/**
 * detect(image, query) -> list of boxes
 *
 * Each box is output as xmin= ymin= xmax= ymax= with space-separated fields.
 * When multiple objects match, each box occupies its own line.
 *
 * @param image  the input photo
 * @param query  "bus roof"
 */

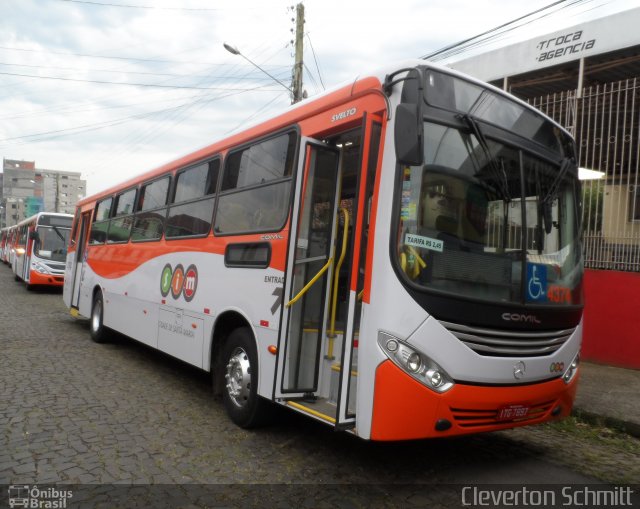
xmin=76 ymin=59 xmax=572 ymax=208
xmin=15 ymin=212 xmax=74 ymax=228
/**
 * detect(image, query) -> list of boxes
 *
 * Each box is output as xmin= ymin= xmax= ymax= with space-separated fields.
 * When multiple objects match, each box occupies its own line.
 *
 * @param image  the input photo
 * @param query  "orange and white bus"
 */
xmin=1 ymin=225 xmax=19 ymax=265
xmin=1 ymin=226 xmax=12 ymax=264
xmin=13 ymin=212 xmax=73 ymax=289
xmin=63 ymin=61 xmax=583 ymax=440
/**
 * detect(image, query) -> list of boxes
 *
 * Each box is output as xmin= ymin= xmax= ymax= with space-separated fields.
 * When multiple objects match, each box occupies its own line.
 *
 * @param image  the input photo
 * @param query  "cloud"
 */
xmin=0 ymin=0 xmax=633 ymax=195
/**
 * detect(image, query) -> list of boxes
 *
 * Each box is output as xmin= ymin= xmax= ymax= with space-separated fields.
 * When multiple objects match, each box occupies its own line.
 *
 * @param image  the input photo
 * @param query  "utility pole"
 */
xmin=291 ymin=2 xmax=304 ymax=104
xmin=55 ymin=173 xmax=60 ymax=213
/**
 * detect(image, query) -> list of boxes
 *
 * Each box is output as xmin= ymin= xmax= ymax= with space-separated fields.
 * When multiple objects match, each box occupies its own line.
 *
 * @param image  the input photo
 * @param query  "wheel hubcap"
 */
xmin=225 ymin=347 xmax=251 ymax=408
xmin=92 ymin=300 xmax=101 ymax=332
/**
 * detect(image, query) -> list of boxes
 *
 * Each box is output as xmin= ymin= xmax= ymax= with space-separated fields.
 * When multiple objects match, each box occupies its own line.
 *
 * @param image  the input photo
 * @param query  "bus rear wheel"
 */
xmin=222 ymin=327 xmax=271 ymax=428
xmin=90 ymin=291 xmax=109 ymax=343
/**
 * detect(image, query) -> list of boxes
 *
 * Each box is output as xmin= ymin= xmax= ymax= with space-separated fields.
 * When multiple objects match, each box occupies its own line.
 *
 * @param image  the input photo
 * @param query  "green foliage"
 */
xmin=581 ymin=183 xmax=603 ymax=232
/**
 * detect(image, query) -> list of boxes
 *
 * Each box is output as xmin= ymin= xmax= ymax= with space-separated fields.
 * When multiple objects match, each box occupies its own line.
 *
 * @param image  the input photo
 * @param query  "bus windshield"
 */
xmin=395 ymin=120 xmax=583 ymax=306
xmin=35 ymin=226 xmax=71 ymax=262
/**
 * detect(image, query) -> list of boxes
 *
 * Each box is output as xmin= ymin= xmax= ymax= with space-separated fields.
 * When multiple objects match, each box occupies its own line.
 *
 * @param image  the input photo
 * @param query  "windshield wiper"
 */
xmin=51 ymin=226 xmax=66 ymax=243
xmin=459 ymin=114 xmax=511 ymax=202
xmin=541 ymin=156 xmax=573 ymax=206
xmin=539 ymin=156 xmax=574 ymax=234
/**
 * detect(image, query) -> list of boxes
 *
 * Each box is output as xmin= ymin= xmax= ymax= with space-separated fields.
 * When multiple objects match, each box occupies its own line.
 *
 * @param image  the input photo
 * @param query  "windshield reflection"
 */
xmin=395 ymin=121 xmax=582 ymax=306
xmin=35 ymin=226 xmax=70 ymax=262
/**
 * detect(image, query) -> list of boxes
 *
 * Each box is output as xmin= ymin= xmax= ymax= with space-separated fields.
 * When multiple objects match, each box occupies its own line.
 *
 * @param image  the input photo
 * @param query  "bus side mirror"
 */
xmin=29 ymin=231 xmax=39 ymax=242
xmin=395 ymin=103 xmax=424 ymax=166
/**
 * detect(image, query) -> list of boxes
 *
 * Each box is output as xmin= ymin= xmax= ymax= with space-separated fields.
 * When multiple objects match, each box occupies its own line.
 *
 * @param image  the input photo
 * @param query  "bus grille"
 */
xmin=439 ymin=320 xmax=575 ymax=357
xmin=450 ymin=400 xmax=554 ymax=428
xmin=44 ymin=261 xmax=65 ymax=274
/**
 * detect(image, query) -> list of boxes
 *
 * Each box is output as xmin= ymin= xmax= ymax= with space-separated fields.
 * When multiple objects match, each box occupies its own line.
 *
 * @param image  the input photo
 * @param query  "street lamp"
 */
xmin=223 ymin=43 xmax=293 ymax=98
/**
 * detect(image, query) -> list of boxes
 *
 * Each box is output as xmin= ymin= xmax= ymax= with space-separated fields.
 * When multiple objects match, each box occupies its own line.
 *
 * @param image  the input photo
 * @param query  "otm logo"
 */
xmin=550 ymin=362 xmax=565 ymax=373
xmin=160 ymin=263 xmax=198 ymax=302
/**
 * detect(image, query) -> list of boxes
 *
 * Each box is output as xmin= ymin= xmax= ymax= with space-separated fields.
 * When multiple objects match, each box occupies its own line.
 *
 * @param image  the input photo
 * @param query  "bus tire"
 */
xmin=222 ymin=327 xmax=271 ymax=428
xmin=90 ymin=291 xmax=109 ymax=343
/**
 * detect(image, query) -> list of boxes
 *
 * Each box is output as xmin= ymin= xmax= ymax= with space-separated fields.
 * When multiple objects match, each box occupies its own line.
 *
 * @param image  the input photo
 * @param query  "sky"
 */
xmin=0 ymin=0 xmax=636 ymax=196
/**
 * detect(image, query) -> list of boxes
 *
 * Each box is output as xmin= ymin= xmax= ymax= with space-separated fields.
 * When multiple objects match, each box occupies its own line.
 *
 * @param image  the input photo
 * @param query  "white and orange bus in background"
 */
xmin=12 ymin=212 xmax=73 ymax=289
xmin=63 ymin=61 xmax=583 ymax=440
xmin=1 ymin=225 xmax=19 ymax=266
xmin=1 ymin=226 xmax=13 ymax=264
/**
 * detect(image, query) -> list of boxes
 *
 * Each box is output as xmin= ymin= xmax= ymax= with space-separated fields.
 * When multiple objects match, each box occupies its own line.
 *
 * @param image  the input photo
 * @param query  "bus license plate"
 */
xmin=497 ymin=404 xmax=529 ymax=421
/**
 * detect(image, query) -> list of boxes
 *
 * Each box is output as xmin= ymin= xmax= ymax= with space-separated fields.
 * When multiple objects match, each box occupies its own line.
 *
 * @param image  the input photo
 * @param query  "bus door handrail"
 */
xmin=285 ymin=256 xmax=334 ymax=308
xmin=327 ymin=208 xmax=350 ymax=360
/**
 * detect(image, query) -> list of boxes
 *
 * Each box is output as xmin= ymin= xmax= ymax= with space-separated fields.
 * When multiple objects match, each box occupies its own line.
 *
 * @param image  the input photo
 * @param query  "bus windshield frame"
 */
xmin=393 ymin=69 xmax=583 ymax=309
xmin=34 ymin=216 xmax=73 ymax=262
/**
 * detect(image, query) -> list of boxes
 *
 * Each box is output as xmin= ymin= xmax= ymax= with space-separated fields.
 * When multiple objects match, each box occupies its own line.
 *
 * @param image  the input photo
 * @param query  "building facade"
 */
xmin=445 ymin=7 xmax=640 ymax=369
xmin=448 ymin=7 xmax=640 ymax=272
xmin=0 ymin=159 xmax=86 ymax=228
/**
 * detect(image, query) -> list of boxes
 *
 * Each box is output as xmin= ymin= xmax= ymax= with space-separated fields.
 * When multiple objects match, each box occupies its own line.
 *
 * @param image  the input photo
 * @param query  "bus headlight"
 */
xmin=562 ymin=353 xmax=580 ymax=384
xmin=32 ymin=262 xmax=50 ymax=274
xmin=407 ymin=352 xmax=422 ymax=373
xmin=378 ymin=331 xmax=454 ymax=393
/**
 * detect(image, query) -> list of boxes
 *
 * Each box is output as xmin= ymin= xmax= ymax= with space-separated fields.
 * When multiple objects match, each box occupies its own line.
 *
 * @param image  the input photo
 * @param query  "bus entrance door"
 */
xmin=64 ymin=211 xmax=91 ymax=310
xmin=275 ymin=140 xmax=341 ymax=424
xmin=275 ymin=120 xmax=379 ymax=430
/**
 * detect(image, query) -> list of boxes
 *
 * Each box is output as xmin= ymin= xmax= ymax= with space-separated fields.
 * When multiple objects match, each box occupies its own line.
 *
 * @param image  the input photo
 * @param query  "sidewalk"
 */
xmin=573 ymin=361 xmax=640 ymax=438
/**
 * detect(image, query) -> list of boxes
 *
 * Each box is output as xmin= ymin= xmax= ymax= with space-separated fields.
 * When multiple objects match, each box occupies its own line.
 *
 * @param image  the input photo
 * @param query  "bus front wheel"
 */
xmin=222 ymin=327 xmax=271 ymax=428
xmin=90 ymin=291 xmax=109 ymax=343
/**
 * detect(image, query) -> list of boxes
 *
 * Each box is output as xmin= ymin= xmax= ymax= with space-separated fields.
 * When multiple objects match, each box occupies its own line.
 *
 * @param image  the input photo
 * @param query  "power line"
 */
xmin=0 ymin=61 xmax=289 ymax=80
xmin=82 ymin=41 xmax=291 ymax=177
xmin=432 ymin=0 xmax=595 ymax=62
xmin=0 ymin=70 xmax=285 ymax=91
xmin=303 ymin=63 xmax=321 ymax=95
xmin=0 ymin=83 xmax=278 ymax=147
xmin=305 ymin=33 xmax=325 ymax=91
xmin=224 ymin=94 xmax=284 ymax=135
xmin=0 ymin=44 xmax=287 ymax=69
xmin=56 ymin=0 xmax=223 ymax=10
xmin=0 ymin=93 xmax=202 ymax=121
xmin=421 ymin=0 xmax=591 ymax=61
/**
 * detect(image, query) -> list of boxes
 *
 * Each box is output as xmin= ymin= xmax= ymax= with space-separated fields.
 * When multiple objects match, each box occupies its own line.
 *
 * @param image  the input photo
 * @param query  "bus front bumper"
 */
xmin=370 ymin=360 xmax=578 ymax=441
xmin=29 ymin=270 xmax=65 ymax=287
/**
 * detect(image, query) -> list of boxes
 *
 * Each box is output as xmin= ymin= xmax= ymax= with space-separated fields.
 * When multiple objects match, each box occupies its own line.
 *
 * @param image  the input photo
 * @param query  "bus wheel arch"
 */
xmin=210 ymin=311 xmax=271 ymax=428
xmin=90 ymin=286 xmax=109 ymax=343
xmin=210 ymin=311 xmax=251 ymax=397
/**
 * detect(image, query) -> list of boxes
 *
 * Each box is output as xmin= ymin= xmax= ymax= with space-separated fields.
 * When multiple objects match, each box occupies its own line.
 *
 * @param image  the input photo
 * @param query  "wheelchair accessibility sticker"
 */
xmin=526 ymin=263 xmax=547 ymax=302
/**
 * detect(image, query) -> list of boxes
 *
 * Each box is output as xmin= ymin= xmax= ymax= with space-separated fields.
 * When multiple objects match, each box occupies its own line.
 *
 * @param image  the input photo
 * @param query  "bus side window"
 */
xmin=107 ymin=187 xmax=137 ymax=244
xmin=89 ymin=197 xmax=112 ymax=245
xmin=215 ymin=131 xmax=296 ymax=235
xmin=70 ymin=208 xmax=81 ymax=246
xmin=131 ymin=176 xmax=171 ymax=242
xmin=165 ymin=159 xmax=219 ymax=239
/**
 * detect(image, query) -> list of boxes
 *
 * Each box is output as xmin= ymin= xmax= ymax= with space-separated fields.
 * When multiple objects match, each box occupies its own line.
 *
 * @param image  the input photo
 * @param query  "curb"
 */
xmin=572 ymin=407 xmax=640 ymax=439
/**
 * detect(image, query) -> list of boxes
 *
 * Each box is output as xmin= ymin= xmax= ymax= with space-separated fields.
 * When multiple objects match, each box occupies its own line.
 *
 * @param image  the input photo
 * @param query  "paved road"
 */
xmin=1 ymin=266 xmax=638 ymax=508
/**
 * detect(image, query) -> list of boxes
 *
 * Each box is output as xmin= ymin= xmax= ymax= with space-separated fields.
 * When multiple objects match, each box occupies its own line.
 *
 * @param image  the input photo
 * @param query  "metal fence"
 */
xmin=530 ymin=78 xmax=640 ymax=272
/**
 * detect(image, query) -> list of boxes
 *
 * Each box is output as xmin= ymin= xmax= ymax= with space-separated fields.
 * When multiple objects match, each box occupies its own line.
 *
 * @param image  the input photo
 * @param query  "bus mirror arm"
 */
xmin=395 ymin=103 xmax=424 ymax=166
xmin=386 ymin=67 xmax=424 ymax=166
xmin=29 ymin=230 xmax=39 ymax=242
